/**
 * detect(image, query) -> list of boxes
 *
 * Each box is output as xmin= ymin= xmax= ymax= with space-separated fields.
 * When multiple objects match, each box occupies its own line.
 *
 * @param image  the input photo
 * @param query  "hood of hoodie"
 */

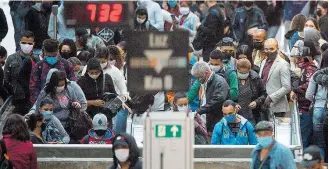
xmin=46 ymin=68 xmax=59 ymax=84
xmin=304 ymin=28 xmax=321 ymax=55
xmin=112 ymin=133 xmax=140 ymax=167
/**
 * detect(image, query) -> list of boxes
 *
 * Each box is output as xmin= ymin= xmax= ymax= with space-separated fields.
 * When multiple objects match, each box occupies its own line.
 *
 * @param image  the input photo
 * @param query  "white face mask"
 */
xmin=88 ymin=73 xmax=100 ymax=80
xmin=56 ymin=86 xmax=65 ymax=93
xmin=177 ymin=105 xmax=188 ymax=112
xmin=180 ymin=7 xmax=190 ymax=15
xmin=115 ymin=149 xmax=129 ymax=162
xmin=137 ymin=18 xmax=146 ymax=24
xmin=100 ymin=62 xmax=107 ymax=69
xmin=237 ymin=72 xmax=249 ymax=79
xmin=20 ymin=44 xmax=34 ymax=54
xmin=209 ymin=64 xmax=222 ymax=72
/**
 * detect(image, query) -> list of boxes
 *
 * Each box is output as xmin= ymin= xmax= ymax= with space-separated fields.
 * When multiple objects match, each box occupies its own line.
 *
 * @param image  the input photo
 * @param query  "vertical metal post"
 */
xmin=52 ymin=5 xmax=58 ymax=40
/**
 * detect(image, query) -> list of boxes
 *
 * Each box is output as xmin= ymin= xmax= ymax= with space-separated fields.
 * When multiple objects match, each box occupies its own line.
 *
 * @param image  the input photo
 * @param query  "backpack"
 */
xmin=67 ymin=109 xmax=93 ymax=142
xmin=0 ymin=140 xmax=12 ymax=169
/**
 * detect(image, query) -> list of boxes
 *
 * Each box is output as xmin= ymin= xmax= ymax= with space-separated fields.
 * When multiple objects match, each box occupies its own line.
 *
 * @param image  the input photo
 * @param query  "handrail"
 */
xmin=292 ymin=100 xmax=303 ymax=149
xmin=0 ymin=96 xmax=12 ymax=116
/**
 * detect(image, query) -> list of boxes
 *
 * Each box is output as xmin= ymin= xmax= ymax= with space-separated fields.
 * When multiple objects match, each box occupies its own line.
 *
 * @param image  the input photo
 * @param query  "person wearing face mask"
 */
xmin=215 ymin=37 xmax=237 ymax=72
xmin=304 ymin=27 xmax=324 ymax=68
xmin=137 ymin=0 xmax=164 ymax=31
xmin=231 ymin=1 xmax=267 ymax=46
xmin=81 ymin=113 xmax=114 ymax=144
xmin=209 ymin=50 xmax=239 ymax=102
xmin=77 ymin=58 xmax=116 ymax=119
xmin=59 ymin=39 xmax=77 ymax=60
xmin=211 ymin=100 xmax=257 ymax=145
xmin=259 ymin=39 xmax=291 ymax=118
xmin=28 ymin=113 xmax=46 ymax=144
xmin=67 ymin=57 xmax=82 ymax=79
xmin=109 ymin=133 xmax=142 ymax=169
xmin=164 ymin=0 xmax=180 ymax=31
xmin=251 ymin=29 xmax=267 ymax=69
xmin=300 ymin=145 xmax=326 ymax=169
xmin=134 ymin=7 xmax=158 ymax=32
xmin=317 ymin=1 xmax=328 ymax=41
xmin=236 ymin=58 xmax=266 ymax=125
xmin=172 ymin=92 xmax=208 ymax=144
xmin=29 ymin=39 xmax=76 ymax=105
xmin=251 ymin=121 xmax=297 ymax=169
xmin=190 ymin=61 xmax=229 ymax=137
xmin=4 ymin=31 xmax=39 ymax=115
xmin=75 ymin=28 xmax=96 ymax=57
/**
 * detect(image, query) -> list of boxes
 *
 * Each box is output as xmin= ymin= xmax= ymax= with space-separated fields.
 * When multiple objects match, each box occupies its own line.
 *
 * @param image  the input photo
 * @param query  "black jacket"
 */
xmin=196 ymin=73 xmax=229 ymax=131
xmin=319 ymin=15 xmax=328 ymax=41
xmin=246 ymin=70 xmax=266 ymax=110
xmin=0 ymin=8 xmax=8 ymax=42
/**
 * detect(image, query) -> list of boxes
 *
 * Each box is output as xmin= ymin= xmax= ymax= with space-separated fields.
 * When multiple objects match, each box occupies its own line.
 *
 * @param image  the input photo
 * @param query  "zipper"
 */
xmin=95 ymin=79 xmax=99 ymax=97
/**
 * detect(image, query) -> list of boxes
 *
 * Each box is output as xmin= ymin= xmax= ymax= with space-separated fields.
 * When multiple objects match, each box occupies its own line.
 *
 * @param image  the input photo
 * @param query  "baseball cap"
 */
xmin=113 ymin=135 xmax=129 ymax=147
xmin=93 ymin=113 xmax=107 ymax=130
xmin=216 ymin=37 xmax=234 ymax=47
xmin=254 ymin=121 xmax=273 ymax=132
xmin=300 ymin=145 xmax=322 ymax=167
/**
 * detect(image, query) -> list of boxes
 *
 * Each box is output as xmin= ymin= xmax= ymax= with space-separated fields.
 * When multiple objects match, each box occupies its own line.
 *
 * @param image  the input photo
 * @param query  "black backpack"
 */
xmin=0 ymin=140 xmax=12 ymax=169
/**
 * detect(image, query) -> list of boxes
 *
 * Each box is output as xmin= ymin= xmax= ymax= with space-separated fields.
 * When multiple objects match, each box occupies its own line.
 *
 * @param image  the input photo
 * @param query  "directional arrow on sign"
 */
xmin=144 ymin=49 xmax=173 ymax=74
xmin=170 ymin=125 xmax=179 ymax=137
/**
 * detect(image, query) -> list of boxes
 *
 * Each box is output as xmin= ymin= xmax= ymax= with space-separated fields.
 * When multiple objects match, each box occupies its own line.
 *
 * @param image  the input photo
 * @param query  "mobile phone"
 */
xmin=171 ymin=15 xmax=177 ymax=22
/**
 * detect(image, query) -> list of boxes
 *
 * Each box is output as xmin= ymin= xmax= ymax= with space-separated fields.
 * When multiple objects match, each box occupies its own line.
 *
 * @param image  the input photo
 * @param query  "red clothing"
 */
xmin=261 ymin=59 xmax=274 ymax=84
xmin=2 ymin=134 xmax=38 ymax=169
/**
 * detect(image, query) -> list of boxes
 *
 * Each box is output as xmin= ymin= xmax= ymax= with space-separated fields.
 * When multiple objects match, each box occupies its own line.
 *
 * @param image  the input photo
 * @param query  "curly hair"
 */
xmin=3 ymin=114 xmax=30 ymax=142
xmin=108 ymin=45 xmax=124 ymax=70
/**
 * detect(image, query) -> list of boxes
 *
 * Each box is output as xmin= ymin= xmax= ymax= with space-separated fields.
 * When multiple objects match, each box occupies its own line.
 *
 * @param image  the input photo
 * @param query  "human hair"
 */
xmin=216 ymin=37 xmax=234 ymax=47
xmin=75 ymin=28 xmax=88 ymax=37
xmin=77 ymin=50 xmax=92 ymax=65
xmin=59 ymin=38 xmax=77 ymax=57
xmin=67 ymin=57 xmax=82 ymax=67
xmin=95 ymin=46 xmax=109 ymax=59
xmin=172 ymin=92 xmax=187 ymax=111
xmin=136 ymin=8 xmax=148 ymax=16
xmin=290 ymin=14 xmax=307 ymax=32
xmin=0 ymin=45 xmax=7 ymax=58
xmin=45 ymin=71 xmax=67 ymax=97
xmin=21 ymin=30 xmax=35 ymax=39
xmin=181 ymin=1 xmax=192 ymax=7
xmin=191 ymin=61 xmax=211 ymax=76
xmin=117 ymin=41 xmax=126 ymax=53
xmin=222 ymin=100 xmax=237 ymax=108
xmin=108 ymin=45 xmax=124 ymax=69
xmin=210 ymin=50 xmax=224 ymax=60
xmin=318 ymin=1 xmax=328 ymax=10
xmin=27 ymin=113 xmax=43 ymax=131
xmin=2 ymin=114 xmax=30 ymax=142
xmin=43 ymin=39 xmax=59 ymax=53
xmin=40 ymin=97 xmax=55 ymax=108
xmin=305 ymin=17 xmax=320 ymax=30
xmin=237 ymin=58 xmax=252 ymax=70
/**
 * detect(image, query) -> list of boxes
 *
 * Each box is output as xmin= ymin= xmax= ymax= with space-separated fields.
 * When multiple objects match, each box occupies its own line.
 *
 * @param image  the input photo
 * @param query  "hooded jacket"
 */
xmin=304 ymin=28 xmax=322 ymax=66
xmin=81 ymin=129 xmax=114 ymax=144
xmin=109 ymin=133 xmax=142 ymax=169
xmin=306 ymin=71 xmax=328 ymax=108
xmin=134 ymin=6 xmax=158 ymax=31
xmin=211 ymin=114 xmax=258 ymax=145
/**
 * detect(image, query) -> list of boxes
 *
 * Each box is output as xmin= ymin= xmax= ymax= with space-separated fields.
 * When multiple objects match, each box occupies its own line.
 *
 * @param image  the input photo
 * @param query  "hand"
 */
xmin=93 ymin=100 xmax=105 ymax=107
xmin=247 ymin=27 xmax=258 ymax=36
xmin=248 ymin=101 xmax=257 ymax=109
xmin=233 ymin=41 xmax=239 ymax=47
xmin=264 ymin=96 xmax=272 ymax=106
xmin=235 ymin=105 xmax=241 ymax=112
xmin=122 ymin=103 xmax=133 ymax=114
xmin=72 ymin=102 xmax=81 ymax=109
xmin=290 ymin=91 xmax=296 ymax=101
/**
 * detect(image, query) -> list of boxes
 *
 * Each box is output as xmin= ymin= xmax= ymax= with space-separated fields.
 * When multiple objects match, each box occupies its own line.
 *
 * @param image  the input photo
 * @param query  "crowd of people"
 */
xmin=0 ymin=0 xmax=328 ymax=169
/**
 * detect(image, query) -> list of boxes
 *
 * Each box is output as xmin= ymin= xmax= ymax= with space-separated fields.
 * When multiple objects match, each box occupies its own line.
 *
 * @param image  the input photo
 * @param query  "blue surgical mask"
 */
xmin=41 ymin=111 xmax=53 ymax=120
xmin=168 ymin=0 xmax=177 ymax=7
xmin=46 ymin=56 xmax=58 ymax=65
xmin=225 ymin=114 xmax=236 ymax=123
xmin=258 ymin=136 xmax=273 ymax=148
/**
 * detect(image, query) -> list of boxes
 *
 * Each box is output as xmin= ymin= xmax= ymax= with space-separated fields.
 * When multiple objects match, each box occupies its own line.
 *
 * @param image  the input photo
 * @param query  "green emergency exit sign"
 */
xmin=155 ymin=124 xmax=182 ymax=138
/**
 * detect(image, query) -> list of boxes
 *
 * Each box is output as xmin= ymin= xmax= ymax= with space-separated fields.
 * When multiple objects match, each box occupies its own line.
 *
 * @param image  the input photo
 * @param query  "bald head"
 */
xmin=264 ymin=38 xmax=278 ymax=49
xmin=253 ymin=29 xmax=267 ymax=41
xmin=264 ymin=38 xmax=279 ymax=60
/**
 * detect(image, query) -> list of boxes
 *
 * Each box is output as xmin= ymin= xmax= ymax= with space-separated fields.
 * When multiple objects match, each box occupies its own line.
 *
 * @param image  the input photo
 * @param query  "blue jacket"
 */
xmin=211 ymin=115 xmax=258 ymax=145
xmin=250 ymin=140 xmax=297 ymax=169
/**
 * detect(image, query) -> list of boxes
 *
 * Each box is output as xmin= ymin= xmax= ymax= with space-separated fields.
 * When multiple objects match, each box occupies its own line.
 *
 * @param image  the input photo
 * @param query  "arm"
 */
xmin=153 ymin=4 xmax=164 ymax=31
xmin=229 ymin=72 xmax=239 ymax=101
xmin=187 ymin=81 xmax=200 ymax=103
xmin=247 ymin=122 xmax=258 ymax=145
xmin=70 ymin=82 xmax=87 ymax=111
xmin=106 ymin=74 xmax=117 ymax=95
xmin=52 ymin=116 xmax=70 ymax=144
xmin=48 ymin=12 xmax=56 ymax=39
xmin=0 ymin=9 xmax=8 ymax=41
xmin=254 ymin=78 xmax=266 ymax=108
xmin=296 ymin=67 xmax=317 ymax=95
xmin=67 ymin=62 xmax=77 ymax=81
xmin=29 ymin=64 xmax=39 ymax=104
xmin=313 ymin=68 xmax=328 ymax=86
xmin=280 ymin=148 xmax=298 ymax=169
xmin=305 ymin=77 xmax=317 ymax=101
xmin=111 ymin=68 xmax=129 ymax=96
xmin=269 ymin=63 xmax=291 ymax=103
xmin=30 ymin=146 xmax=38 ymax=169
xmin=257 ymin=9 xmax=268 ymax=30
xmin=231 ymin=10 xmax=240 ymax=42
xmin=199 ymin=11 xmax=221 ymax=34
xmin=211 ymin=123 xmax=222 ymax=144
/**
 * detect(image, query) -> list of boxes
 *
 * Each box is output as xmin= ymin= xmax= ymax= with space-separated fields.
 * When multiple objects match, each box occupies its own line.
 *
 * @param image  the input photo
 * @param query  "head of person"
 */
xmin=237 ymin=58 xmax=251 ymax=80
xmin=254 ymin=121 xmax=274 ymax=148
xmin=216 ymin=37 xmax=235 ymax=59
xmin=180 ymin=1 xmax=192 ymax=16
xmin=237 ymin=45 xmax=249 ymax=60
xmin=222 ymin=100 xmax=238 ymax=123
xmin=135 ymin=7 xmax=148 ymax=24
xmin=252 ymin=29 xmax=267 ymax=50
xmin=204 ymin=0 xmax=217 ymax=8
xmin=39 ymin=98 xmax=54 ymax=121
xmin=43 ymin=39 xmax=60 ymax=65
xmin=108 ymin=45 xmax=124 ymax=70
xmin=168 ymin=0 xmax=178 ymax=8
xmin=27 ymin=113 xmax=45 ymax=132
xmin=291 ymin=40 xmax=311 ymax=68
xmin=191 ymin=61 xmax=212 ymax=84
xmin=20 ymin=31 xmax=35 ymax=55
xmin=0 ymin=45 xmax=7 ymax=66
xmin=243 ymin=0 xmax=254 ymax=10
xmin=304 ymin=28 xmax=322 ymax=56
xmin=2 ymin=114 xmax=30 ymax=142
xmin=59 ymin=39 xmax=77 ymax=59
xmin=290 ymin=14 xmax=307 ymax=32
xmin=264 ymin=38 xmax=279 ymax=60
xmin=317 ymin=1 xmax=328 ymax=18
xmin=305 ymin=18 xmax=320 ymax=30
xmin=67 ymin=57 xmax=82 ymax=76
xmin=300 ymin=145 xmax=324 ymax=169
xmin=95 ymin=47 xmax=110 ymax=70
xmin=45 ymin=71 xmax=68 ymax=95
xmin=209 ymin=50 xmax=227 ymax=72
xmin=75 ymin=28 xmax=89 ymax=47
xmin=172 ymin=92 xmax=189 ymax=112
xmin=87 ymin=57 xmax=102 ymax=80
xmin=77 ymin=50 xmax=92 ymax=66
xmin=92 ymin=113 xmax=108 ymax=137
xmin=112 ymin=133 xmax=140 ymax=166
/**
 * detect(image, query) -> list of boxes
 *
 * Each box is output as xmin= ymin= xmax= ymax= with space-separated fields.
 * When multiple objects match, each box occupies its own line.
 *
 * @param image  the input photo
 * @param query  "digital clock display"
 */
xmin=64 ymin=2 xmax=130 ymax=27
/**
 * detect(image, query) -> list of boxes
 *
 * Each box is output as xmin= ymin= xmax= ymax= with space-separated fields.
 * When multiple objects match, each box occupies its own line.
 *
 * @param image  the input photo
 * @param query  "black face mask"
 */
xmin=95 ymin=130 xmax=107 ymax=137
xmin=265 ymin=51 xmax=277 ymax=60
xmin=253 ymin=42 xmax=263 ymax=50
xmin=60 ymin=52 xmax=71 ymax=59
xmin=317 ymin=10 xmax=323 ymax=17
xmin=41 ymin=122 xmax=47 ymax=131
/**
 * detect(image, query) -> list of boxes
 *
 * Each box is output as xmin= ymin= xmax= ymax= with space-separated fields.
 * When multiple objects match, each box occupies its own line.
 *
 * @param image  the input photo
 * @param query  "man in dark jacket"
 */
xmin=193 ymin=0 xmax=225 ymax=62
xmin=232 ymin=1 xmax=267 ymax=45
xmin=0 ymin=8 xmax=8 ymax=44
xmin=191 ymin=61 xmax=229 ymax=135
xmin=4 ymin=31 xmax=38 ymax=115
